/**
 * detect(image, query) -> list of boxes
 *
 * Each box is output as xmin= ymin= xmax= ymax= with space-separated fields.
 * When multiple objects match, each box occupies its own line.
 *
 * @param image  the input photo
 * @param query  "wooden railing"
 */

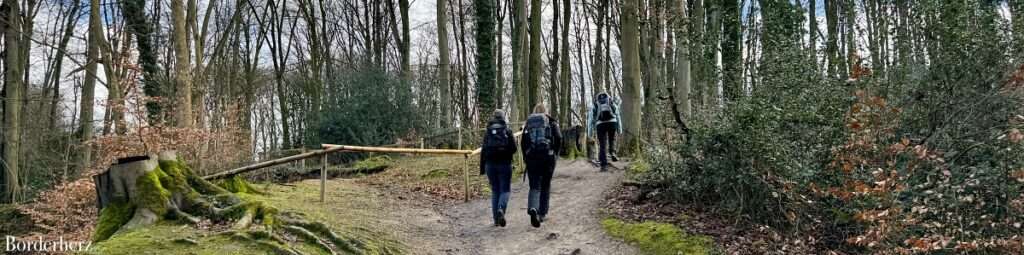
xmin=202 ymin=129 xmax=523 ymax=202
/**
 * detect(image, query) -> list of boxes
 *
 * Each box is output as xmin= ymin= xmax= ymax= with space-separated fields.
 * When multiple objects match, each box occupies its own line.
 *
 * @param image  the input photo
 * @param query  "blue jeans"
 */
xmin=486 ymin=163 xmax=512 ymax=221
xmin=525 ymin=157 xmax=555 ymax=216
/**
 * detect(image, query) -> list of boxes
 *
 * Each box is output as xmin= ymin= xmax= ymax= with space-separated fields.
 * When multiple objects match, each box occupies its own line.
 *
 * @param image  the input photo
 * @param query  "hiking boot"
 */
xmin=539 ymin=214 xmax=546 ymax=223
xmin=611 ymin=154 xmax=619 ymax=162
xmin=496 ymin=209 xmax=506 ymax=227
xmin=528 ymin=208 xmax=541 ymax=228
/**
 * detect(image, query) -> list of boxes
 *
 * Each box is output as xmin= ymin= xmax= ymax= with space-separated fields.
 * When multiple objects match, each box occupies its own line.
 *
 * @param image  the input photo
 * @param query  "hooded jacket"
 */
xmin=587 ymin=92 xmax=623 ymax=135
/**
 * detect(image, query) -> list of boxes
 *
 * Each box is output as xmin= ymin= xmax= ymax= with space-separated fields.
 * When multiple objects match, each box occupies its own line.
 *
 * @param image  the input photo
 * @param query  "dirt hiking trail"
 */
xmin=392 ymin=159 xmax=637 ymax=255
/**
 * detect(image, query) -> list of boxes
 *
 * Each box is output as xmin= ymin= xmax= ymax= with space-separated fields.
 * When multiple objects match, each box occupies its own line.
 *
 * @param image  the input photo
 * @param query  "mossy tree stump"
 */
xmin=93 ymin=151 xmax=373 ymax=254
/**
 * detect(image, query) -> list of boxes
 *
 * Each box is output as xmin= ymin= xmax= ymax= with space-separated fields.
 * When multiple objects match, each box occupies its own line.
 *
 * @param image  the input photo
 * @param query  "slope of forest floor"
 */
xmin=71 ymin=155 xmax=666 ymax=254
xmin=603 ymin=183 xmax=818 ymax=255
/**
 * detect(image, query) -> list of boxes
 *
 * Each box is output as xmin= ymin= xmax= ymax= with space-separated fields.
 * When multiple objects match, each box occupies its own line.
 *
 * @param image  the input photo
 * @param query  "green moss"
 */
xmin=602 ymin=218 xmax=713 ymax=255
xmin=628 ymin=160 xmax=651 ymax=174
xmin=421 ymin=169 xmax=450 ymax=179
xmin=88 ymin=223 xmax=274 ymax=254
xmin=136 ymin=167 xmax=172 ymax=216
xmin=218 ymin=175 xmax=265 ymax=194
xmin=93 ymin=202 xmax=137 ymax=242
xmin=353 ymin=155 xmax=391 ymax=170
xmin=158 ymin=160 xmax=191 ymax=193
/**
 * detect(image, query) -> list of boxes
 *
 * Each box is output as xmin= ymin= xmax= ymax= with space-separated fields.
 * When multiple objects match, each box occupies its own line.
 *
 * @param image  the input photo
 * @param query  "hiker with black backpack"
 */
xmin=520 ymin=104 xmax=562 ymax=228
xmin=588 ymin=92 xmax=622 ymax=172
xmin=480 ymin=109 xmax=518 ymax=227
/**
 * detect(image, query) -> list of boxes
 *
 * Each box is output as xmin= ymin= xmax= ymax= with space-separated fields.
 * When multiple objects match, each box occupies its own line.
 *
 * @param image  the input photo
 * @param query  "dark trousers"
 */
xmin=597 ymin=122 xmax=617 ymax=167
xmin=525 ymin=157 xmax=555 ymax=216
xmin=485 ymin=163 xmax=512 ymax=221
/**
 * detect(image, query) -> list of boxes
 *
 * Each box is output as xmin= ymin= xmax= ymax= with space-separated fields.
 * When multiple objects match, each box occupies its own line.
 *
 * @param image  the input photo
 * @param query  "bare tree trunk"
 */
xmin=674 ymin=0 xmax=691 ymax=118
xmin=1011 ymin=0 xmax=1023 ymax=60
xmin=591 ymin=0 xmax=607 ymax=96
xmin=721 ymin=0 xmax=741 ymax=102
xmin=826 ymin=0 xmax=840 ymax=77
xmin=42 ymin=1 xmax=81 ymax=129
xmin=527 ymin=0 xmax=542 ymax=110
xmin=438 ymin=0 xmax=452 ymax=128
xmin=548 ymin=0 xmax=561 ymax=122
xmin=808 ymin=0 xmax=818 ymax=64
xmin=399 ymin=0 xmax=411 ymax=83
xmin=2 ymin=0 xmax=24 ymax=203
xmin=559 ymin=0 xmax=571 ymax=125
xmin=172 ymin=0 xmax=193 ymax=128
xmin=620 ymin=0 xmax=642 ymax=154
xmin=512 ymin=0 xmax=528 ymax=120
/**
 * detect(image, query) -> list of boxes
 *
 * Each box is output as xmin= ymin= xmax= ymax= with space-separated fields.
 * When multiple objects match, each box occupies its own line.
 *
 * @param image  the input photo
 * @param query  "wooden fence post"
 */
xmin=320 ymin=153 xmax=327 ymax=203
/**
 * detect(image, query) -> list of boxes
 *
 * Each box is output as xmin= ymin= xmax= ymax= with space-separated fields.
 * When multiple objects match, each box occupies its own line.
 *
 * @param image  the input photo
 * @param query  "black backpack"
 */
xmin=597 ymin=95 xmax=615 ymax=121
xmin=524 ymin=113 xmax=552 ymax=156
xmin=483 ymin=121 xmax=509 ymax=155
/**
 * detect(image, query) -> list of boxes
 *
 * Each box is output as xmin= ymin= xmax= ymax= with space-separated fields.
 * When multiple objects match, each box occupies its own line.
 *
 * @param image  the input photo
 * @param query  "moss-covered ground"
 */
xmin=601 ymin=218 xmax=714 ymax=255
xmin=89 ymin=178 xmax=405 ymax=254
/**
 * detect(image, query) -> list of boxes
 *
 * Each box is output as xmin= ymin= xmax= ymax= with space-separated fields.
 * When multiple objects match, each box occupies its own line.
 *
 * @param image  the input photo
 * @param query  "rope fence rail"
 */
xmin=201 ymin=128 xmax=523 ymax=203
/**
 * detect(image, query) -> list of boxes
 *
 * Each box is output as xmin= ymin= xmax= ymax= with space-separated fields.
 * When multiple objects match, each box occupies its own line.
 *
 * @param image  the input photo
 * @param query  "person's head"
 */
xmin=597 ymin=92 xmax=610 ymax=104
xmin=492 ymin=109 xmax=507 ymax=122
xmin=532 ymin=103 xmax=547 ymax=114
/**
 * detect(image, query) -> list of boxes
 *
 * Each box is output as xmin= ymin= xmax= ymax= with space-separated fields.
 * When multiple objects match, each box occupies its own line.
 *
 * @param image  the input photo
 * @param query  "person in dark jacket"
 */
xmin=520 ymin=104 xmax=562 ymax=228
xmin=480 ymin=109 xmax=517 ymax=227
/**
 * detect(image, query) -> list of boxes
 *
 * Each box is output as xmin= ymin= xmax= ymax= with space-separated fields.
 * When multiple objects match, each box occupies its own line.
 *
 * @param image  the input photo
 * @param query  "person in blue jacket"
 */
xmin=587 ymin=92 xmax=622 ymax=172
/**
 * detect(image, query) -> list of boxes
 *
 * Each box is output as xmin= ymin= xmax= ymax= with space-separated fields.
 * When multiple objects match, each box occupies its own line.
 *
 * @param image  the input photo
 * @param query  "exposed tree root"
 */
xmin=93 ymin=150 xmax=390 ymax=254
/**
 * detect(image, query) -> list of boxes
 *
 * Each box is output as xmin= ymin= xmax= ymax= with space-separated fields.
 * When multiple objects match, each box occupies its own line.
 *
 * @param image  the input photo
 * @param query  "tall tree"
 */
xmin=438 ymin=0 xmax=453 ymax=128
xmin=475 ymin=0 xmax=498 ymax=125
xmin=122 ymin=0 xmax=163 ymax=123
xmin=41 ymin=1 xmax=81 ymax=129
xmin=825 ymin=0 xmax=840 ymax=77
xmin=1 ymin=0 xmax=23 ymax=203
xmin=527 ymin=0 xmax=542 ymax=109
xmin=691 ymin=0 xmax=706 ymax=108
xmin=721 ymin=0 xmax=742 ymax=102
xmin=399 ymin=0 xmax=411 ymax=83
xmin=674 ymin=0 xmax=691 ymax=118
xmin=1012 ymin=0 xmax=1023 ymax=60
xmin=512 ymin=0 xmax=529 ymax=120
xmin=548 ymin=0 xmax=560 ymax=122
xmin=77 ymin=0 xmax=105 ymax=174
xmin=558 ymin=0 xmax=571 ymax=125
xmin=808 ymin=0 xmax=817 ymax=63
xmin=591 ymin=0 xmax=608 ymax=97
xmin=620 ymin=0 xmax=643 ymax=153
xmin=171 ymin=0 xmax=193 ymax=127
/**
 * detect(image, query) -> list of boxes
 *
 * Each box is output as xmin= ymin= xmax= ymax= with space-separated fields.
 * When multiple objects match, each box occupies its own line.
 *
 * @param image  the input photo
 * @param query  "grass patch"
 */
xmin=91 ymin=179 xmax=405 ymax=254
xmin=362 ymin=156 xmax=492 ymax=201
xmin=602 ymin=218 xmax=713 ymax=255
xmin=421 ymin=169 xmax=450 ymax=179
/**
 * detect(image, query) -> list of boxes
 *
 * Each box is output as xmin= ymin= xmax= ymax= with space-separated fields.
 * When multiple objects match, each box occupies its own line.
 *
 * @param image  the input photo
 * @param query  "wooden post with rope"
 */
xmin=458 ymin=127 xmax=467 ymax=201
xmin=320 ymin=153 xmax=327 ymax=203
